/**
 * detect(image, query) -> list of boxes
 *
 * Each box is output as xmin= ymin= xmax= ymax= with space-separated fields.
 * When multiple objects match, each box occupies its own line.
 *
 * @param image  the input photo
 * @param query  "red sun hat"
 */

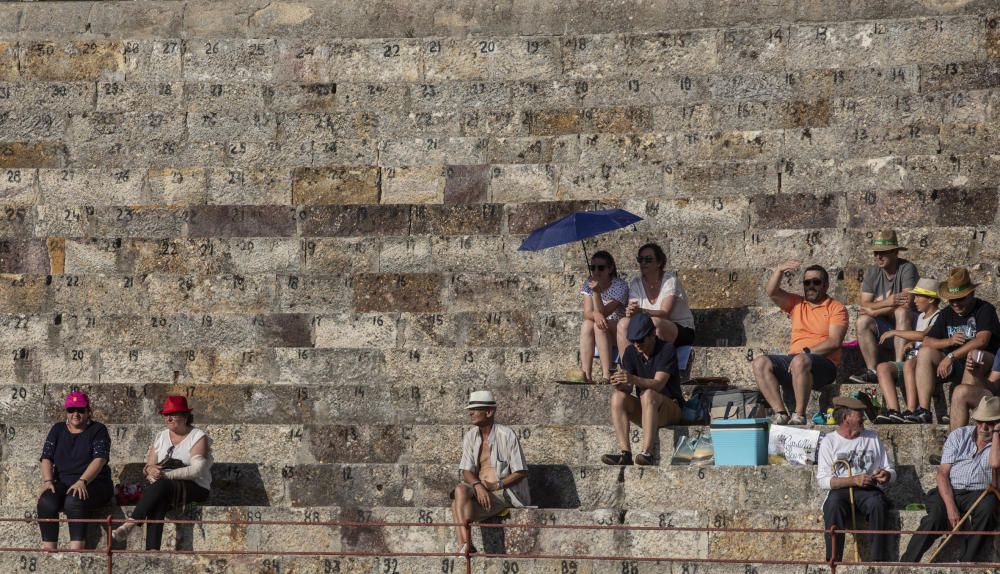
xmin=64 ymin=391 xmax=89 ymax=409
xmin=159 ymin=395 xmax=192 ymax=415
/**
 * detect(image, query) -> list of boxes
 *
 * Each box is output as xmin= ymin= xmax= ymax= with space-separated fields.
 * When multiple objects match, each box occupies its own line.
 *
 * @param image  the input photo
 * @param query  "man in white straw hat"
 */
xmin=450 ymin=390 xmax=529 ymax=555
xmin=912 ymin=268 xmax=1000 ymax=424
xmin=902 ymin=396 xmax=1000 ymax=562
xmin=850 ymin=230 xmax=919 ymax=386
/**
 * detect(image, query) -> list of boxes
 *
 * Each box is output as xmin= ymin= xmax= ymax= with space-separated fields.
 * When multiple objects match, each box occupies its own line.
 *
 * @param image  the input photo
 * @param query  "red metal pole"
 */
xmin=828 ymin=524 xmax=838 ymax=574
xmin=106 ymin=515 xmax=113 ymax=574
xmin=464 ymin=520 xmax=472 ymax=574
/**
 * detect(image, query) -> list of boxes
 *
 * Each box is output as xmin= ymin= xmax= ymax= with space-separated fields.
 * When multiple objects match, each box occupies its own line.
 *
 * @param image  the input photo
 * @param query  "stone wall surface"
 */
xmin=1 ymin=0 xmax=1000 ymax=569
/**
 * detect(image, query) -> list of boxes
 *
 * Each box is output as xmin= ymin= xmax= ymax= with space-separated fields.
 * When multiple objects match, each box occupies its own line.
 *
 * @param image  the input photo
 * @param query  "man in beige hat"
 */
xmin=902 ymin=396 xmax=1000 ymax=562
xmin=912 ymin=268 xmax=1000 ymax=423
xmin=816 ymin=396 xmax=896 ymax=562
xmin=873 ymin=278 xmax=942 ymax=423
xmin=451 ymin=390 xmax=529 ymax=554
xmin=850 ymin=230 xmax=919 ymax=385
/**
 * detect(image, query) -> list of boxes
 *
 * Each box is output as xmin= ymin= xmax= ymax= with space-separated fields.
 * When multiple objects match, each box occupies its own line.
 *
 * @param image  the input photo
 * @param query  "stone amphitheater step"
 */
xmin=0 ymin=463 xmax=946 ymax=512
xmin=0 ymin=422 xmax=952 ymax=468
xmin=0 ymin=504 xmax=979 ymax=565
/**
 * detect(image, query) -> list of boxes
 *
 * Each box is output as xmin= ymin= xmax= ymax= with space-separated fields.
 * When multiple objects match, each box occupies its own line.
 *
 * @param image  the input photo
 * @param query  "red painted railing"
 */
xmin=3 ymin=516 xmax=1000 ymax=573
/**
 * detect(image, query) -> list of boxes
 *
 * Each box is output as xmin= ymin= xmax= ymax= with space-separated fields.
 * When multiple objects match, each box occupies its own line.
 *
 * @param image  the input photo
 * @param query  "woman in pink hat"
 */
xmin=112 ymin=396 xmax=213 ymax=550
xmin=37 ymin=391 xmax=113 ymax=550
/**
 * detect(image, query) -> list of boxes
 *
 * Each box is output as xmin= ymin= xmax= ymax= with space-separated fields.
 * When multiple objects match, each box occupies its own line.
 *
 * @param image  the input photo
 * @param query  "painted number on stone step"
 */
xmin=713 ymin=514 xmax=728 ymax=528
xmin=658 ymin=513 xmax=674 ymax=527
xmin=679 ymin=564 xmax=699 ymax=574
xmin=501 ymin=561 xmax=519 ymax=574
xmin=418 ymin=509 xmax=433 ymax=523
xmin=323 ymin=559 xmax=341 ymax=573
xmin=1 ymin=425 xmax=14 ymax=441
xmin=18 ymin=556 xmax=36 ymax=572
xmin=261 ymin=558 xmax=281 ymax=573
xmin=621 ymin=561 xmax=638 ymax=574
xmin=383 ymin=44 xmax=400 ymax=58
xmin=10 ymin=386 xmax=26 ymax=400
xmin=772 ymin=515 xmax=789 ymax=529
xmin=382 ymin=558 xmax=399 ymax=574
xmin=561 ymin=561 xmax=577 ymax=574
xmin=697 ymin=468 xmax=705 ymax=479
xmin=205 ymin=559 xmax=228 ymax=574
xmin=441 ymin=558 xmax=455 ymax=572
xmin=744 ymin=567 xmax=759 ymax=574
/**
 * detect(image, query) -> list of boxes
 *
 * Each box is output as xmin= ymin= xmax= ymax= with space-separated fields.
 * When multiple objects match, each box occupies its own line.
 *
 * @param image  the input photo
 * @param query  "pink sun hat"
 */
xmin=64 ymin=391 xmax=89 ymax=409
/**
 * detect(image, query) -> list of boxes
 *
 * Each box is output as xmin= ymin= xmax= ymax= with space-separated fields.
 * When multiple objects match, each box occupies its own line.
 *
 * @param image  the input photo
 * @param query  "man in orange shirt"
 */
xmin=752 ymin=260 xmax=849 ymax=425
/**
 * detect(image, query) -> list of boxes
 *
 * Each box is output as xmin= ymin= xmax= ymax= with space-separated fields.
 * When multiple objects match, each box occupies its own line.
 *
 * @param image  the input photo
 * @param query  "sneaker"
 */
xmin=771 ymin=412 xmax=791 ymax=425
xmin=788 ymin=413 xmax=807 ymax=425
xmin=112 ymin=523 xmax=132 ymax=543
xmin=899 ymin=410 xmax=917 ymax=423
xmin=940 ymin=414 xmax=950 ymax=425
xmin=849 ymin=370 xmax=878 ymax=384
xmin=888 ymin=410 xmax=908 ymax=424
xmin=635 ymin=451 xmax=654 ymax=466
xmin=601 ymin=451 xmax=633 ymax=466
xmin=874 ymin=411 xmax=893 ymax=424
xmin=905 ymin=407 xmax=932 ymax=424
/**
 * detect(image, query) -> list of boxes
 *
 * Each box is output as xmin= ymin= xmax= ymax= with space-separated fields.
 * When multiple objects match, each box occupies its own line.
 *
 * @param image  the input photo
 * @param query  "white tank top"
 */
xmin=153 ymin=427 xmax=212 ymax=490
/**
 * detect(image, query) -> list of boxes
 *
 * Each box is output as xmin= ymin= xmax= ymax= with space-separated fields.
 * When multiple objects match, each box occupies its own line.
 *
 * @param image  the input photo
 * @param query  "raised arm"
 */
xmin=767 ymin=260 xmax=801 ymax=310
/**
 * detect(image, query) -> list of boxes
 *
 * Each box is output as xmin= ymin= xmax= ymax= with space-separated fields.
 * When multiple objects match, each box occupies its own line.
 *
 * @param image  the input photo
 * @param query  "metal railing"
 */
xmin=4 ymin=516 xmax=1000 ymax=573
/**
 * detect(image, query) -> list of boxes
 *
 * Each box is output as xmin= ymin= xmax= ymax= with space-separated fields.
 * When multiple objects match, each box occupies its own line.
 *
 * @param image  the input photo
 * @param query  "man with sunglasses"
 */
xmin=912 ymin=268 xmax=1000 ymax=424
xmin=752 ymin=260 xmax=848 ymax=425
xmin=850 ymin=230 xmax=918 ymax=385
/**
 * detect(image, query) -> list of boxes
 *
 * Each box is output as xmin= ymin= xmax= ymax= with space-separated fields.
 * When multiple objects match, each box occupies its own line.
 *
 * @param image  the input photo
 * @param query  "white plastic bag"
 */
xmin=768 ymin=424 xmax=820 ymax=465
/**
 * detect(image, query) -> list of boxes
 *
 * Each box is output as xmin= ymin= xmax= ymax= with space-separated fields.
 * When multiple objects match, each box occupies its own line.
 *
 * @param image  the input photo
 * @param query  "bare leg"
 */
xmin=595 ymin=319 xmax=618 ymax=379
xmin=856 ymin=315 xmax=879 ymax=371
xmin=68 ymin=540 xmax=83 ymax=550
xmin=915 ymin=347 xmax=943 ymax=410
xmin=753 ymin=356 xmax=785 ymax=413
xmin=452 ymin=484 xmax=473 ymax=546
xmin=650 ymin=316 xmax=679 ymax=343
xmin=41 ymin=541 xmax=56 ymax=551
xmin=616 ymin=316 xmax=630 ymax=363
xmin=639 ymin=391 xmax=663 ymax=453
xmin=902 ymin=358 xmax=919 ymax=412
xmin=949 ymin=384 xmax=993 ymax=430
xmin=876 ymin=362 xmax=901 ymax=412
xmin=789 ymin=354 xmax=814 ymax=417
xmin=610 ymin=390 xmax=639 ymax=452
xmin=579 ymin=319 xmax=596 ymax=381
xmin=893 ymin=306 xmax=912 ymax=362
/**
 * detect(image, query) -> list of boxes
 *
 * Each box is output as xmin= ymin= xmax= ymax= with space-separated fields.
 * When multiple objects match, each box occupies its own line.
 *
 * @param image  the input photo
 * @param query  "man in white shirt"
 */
xmin=451 ymin=390 xmax=529 ymax=555
xmin=816 ymin=396 xmax=896 ymax=562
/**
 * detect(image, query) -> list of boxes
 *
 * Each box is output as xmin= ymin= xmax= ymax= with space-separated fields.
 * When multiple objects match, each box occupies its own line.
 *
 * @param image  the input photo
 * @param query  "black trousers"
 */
xmin=901 ymin=488 xmax=998 ymax=563
xmin=130 ymin=479 xmax=209 ymax=550
xmin=823 ymin=488 xmax=891 ymax=562
xmin=37 ymin=480 xmax=113 ymax=542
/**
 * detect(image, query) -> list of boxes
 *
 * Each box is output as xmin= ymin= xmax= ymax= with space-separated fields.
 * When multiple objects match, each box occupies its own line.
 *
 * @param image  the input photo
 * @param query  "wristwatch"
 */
xmin=946 ymin=352 xmax=954 ymax=360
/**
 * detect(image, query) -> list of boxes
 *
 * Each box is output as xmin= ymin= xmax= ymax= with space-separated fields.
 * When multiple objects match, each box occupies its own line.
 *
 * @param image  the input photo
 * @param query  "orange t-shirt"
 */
xmin=783 ymin=294 xmax=849 ymax=365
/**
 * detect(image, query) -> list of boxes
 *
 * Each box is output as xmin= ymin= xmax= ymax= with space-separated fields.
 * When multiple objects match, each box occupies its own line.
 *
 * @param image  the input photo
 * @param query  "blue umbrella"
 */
xmin=517 ymin=208 xmax=642 ymax=264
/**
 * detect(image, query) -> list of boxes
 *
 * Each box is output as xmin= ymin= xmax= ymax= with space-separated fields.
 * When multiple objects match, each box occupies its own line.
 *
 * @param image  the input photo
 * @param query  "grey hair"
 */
xmin=833 ymin=406 xmax=852 ymax=425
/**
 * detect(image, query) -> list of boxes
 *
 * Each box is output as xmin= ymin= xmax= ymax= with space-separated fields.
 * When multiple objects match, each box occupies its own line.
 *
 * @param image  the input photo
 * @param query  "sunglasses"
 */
xmin=588 ymin=264 xmax=607 ymax=272
xmin=950 ymin=294 xmax=972 ymax=304
xmin=636 ymin=256 xmax=656 ymax=264
xmin=66 ymin=407 xmax=87 ymax=414
xmin=803 ymin=279 xmax=824 ymax=287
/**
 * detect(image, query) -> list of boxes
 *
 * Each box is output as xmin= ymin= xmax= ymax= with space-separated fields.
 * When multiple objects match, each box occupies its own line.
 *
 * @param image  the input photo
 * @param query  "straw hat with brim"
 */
xmin=938 ymin=268 xmax=979 ymax=301
xmin=870 ymin=230 xmax=907 ymax=252
xmin=466 ymin=390 xmax=497 ymax=410
xmin=832 ymin=396 xmax=867 ymax=411
xmin=970 ymin=396 xmax=1000 ymax=423
xmin=910 ymin=278 xmax=939 ymax=299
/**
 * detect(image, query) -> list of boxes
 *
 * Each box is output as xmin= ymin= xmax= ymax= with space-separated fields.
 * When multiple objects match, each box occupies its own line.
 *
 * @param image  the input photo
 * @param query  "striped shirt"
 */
xmin=942 ymin=426 xmax=994 ymax=490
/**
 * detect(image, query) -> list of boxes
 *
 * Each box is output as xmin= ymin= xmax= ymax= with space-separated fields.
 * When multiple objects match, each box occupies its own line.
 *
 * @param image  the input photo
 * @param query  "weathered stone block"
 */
xmin=409 ymin=204 xmax=503 ymax=236
xmin=187 ymin=206 xmax=297 ymax=237
xmin=300 ymin=205 xmax=410 ymax=237
xmin=751 ymin=193 xmax=842 ymax=229
xmin=184 ymin=39 xmax=278 ymax=83
xmin=353 ymin=273 xmax=444 ymax=313
xmin=22 ymin=41 xmax=125 ymax=81
xmin=292 ymin=167 xmax=380 ymax=205
xmin=0 ymin=143 xmax=66 ymax=169
xmin=380 ymin=166 xmax=444 ymax=204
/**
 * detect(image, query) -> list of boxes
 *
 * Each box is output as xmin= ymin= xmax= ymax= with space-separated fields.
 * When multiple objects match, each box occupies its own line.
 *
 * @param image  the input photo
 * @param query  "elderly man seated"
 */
xmin=901 ymin=396 xmax=1000 ymax=563
xmin=817 ymin=396 xmax=896 ymax=562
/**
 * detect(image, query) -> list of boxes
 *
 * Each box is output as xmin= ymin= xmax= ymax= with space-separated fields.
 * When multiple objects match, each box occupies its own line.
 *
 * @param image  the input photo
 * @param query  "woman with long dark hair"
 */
xmin=579 ymin=250 xmax=629 ymax=382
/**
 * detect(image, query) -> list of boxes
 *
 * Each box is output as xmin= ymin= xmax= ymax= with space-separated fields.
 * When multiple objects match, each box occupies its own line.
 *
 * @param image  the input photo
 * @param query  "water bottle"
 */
xmin=967 ymin=317 xmax=977 ymax=338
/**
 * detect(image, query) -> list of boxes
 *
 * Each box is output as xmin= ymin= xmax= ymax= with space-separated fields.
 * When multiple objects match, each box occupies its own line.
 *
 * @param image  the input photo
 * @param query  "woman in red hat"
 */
xmin=37 ymin=391 xmax=114 ymax=550
xmin=112 ymin=396 xmax=212 ymax=549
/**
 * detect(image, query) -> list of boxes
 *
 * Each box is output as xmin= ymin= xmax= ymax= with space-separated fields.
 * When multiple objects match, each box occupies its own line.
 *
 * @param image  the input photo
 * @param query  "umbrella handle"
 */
xmin=581 ymin=240 xmax=590 ymax=270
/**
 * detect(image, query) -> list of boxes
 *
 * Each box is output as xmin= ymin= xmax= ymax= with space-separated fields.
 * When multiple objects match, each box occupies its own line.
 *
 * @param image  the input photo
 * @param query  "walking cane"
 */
xmin=927 ymin=468 xmax=1000 ymax=563
xmin=833 ymin=459 xmax=861 ymax=562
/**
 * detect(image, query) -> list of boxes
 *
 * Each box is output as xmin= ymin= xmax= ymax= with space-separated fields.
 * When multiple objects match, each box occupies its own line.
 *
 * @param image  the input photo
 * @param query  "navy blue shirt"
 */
xmin=622 ymin=339 xmax=683 ymax=405
xmin=40 ymin=421 xmax=112 ymax=488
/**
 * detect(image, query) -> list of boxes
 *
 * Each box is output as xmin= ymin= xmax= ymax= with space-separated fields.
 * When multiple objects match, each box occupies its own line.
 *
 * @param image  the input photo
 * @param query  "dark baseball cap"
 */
xmin=627 ymin=313 xmax=656 ymax=342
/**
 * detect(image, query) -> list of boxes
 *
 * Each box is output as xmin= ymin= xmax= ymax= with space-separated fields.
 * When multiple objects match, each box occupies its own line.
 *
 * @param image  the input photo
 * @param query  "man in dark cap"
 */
xmin=816 ymin=396 xmax=896 ymax=562
xmin=601 ymin=313 xmax=682 ymax=466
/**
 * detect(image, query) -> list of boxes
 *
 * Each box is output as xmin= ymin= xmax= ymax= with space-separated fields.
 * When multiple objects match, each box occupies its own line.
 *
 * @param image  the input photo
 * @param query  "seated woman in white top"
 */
xmin=579 ymin=250 xmax=629 ymax=382
xmin=616 ymin=243 xmax=696 ymax=355
xmin=112 ymin=396 xmax=212 ymax=550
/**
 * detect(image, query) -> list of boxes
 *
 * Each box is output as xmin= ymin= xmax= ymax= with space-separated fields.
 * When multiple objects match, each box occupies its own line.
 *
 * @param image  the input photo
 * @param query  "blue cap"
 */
xmin=626 ymin=313 xmax=656 ymax=342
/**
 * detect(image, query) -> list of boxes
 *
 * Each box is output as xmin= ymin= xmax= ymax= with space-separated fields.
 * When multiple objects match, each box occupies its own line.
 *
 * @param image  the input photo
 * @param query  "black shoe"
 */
xmin=635 ymin=451 xmax=654 ymax=466
xmin=929 ymin=454 xmax=942 ymax=465
xmin=849 ymin=370 xmax=878 ymax=384
xmin=888 ymin=410 xmax=908 ymax=423
xmin=874 ymin=412 xmax=893 ymax=424
xmin=940 ymin=414 xmax=950 ymax=425
xmin=905 ymin=407 xmax=933 ymax=424
xmin=602 ymin=451 xmax=633 ymax=465
xmin=899 ymin=410 xmax=917 ymax=423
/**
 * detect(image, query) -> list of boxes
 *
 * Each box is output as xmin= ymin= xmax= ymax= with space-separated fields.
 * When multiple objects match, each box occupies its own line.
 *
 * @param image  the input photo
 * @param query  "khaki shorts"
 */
xmin=453 ymin=481 xmax=512 ymax=522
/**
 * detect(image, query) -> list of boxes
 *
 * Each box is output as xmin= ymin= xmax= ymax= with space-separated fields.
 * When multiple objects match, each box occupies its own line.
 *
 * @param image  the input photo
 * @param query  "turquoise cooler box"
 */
xmin=710 ymin=418 xmax=769 ymax=466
